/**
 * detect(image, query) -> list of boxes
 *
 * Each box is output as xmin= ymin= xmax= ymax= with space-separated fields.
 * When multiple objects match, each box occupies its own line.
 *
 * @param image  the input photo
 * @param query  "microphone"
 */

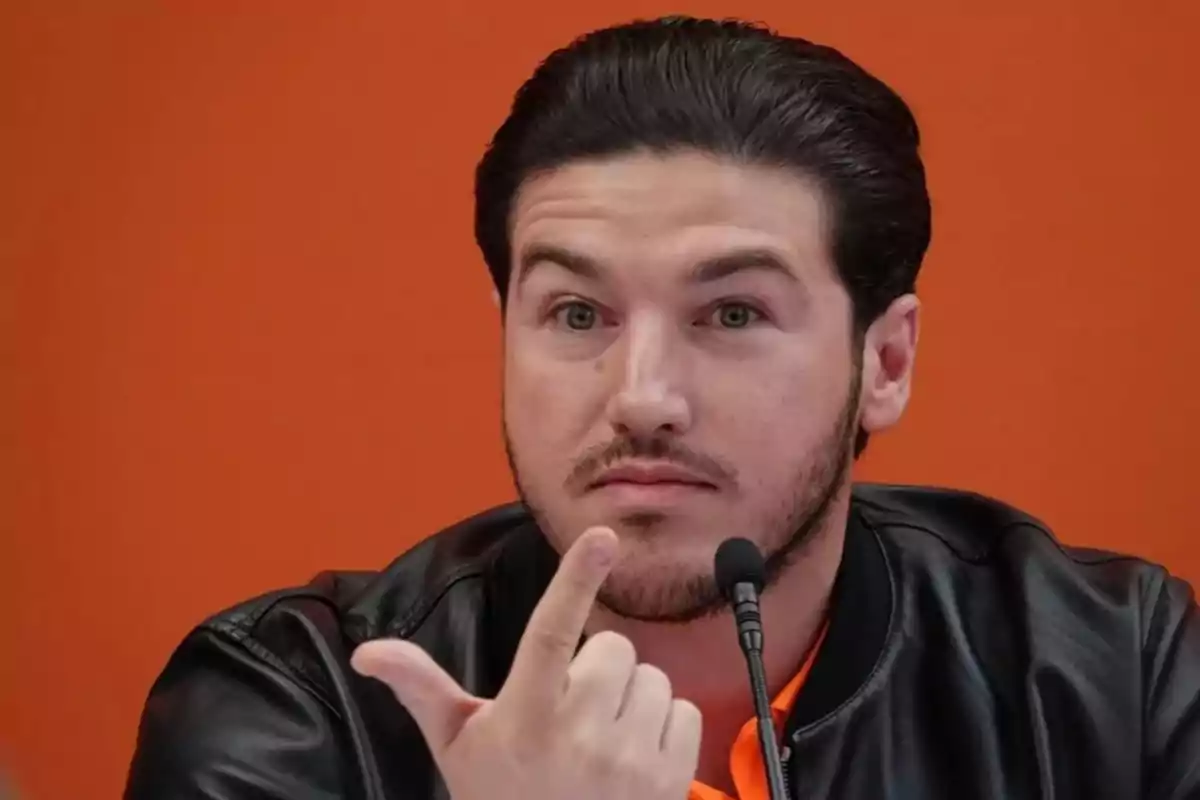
xmin=715 ymin=538 xmax=789 ymax=800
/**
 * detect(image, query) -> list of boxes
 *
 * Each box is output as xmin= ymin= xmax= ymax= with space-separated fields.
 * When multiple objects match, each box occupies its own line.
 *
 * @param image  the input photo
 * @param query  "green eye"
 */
xmin=555 ymin=301 xmax=598 ymax=330
xmin=713 ymin=303 xmax=761 ymax=329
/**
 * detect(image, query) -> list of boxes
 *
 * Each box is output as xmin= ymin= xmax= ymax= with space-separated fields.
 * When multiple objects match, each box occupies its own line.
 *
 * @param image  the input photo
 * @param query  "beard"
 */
xmin=504 ymin=363 xmax=862 ymax=625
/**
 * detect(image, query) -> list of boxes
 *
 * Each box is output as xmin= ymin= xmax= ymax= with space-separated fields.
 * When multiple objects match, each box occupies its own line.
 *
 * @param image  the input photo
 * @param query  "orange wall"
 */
xmin=4 ymin=2 xmax=1198 ymax=797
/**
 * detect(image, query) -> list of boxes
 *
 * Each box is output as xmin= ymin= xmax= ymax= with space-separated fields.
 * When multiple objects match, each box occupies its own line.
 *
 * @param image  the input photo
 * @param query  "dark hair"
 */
xmin=475 ymin=15 xmax=931 ymax=455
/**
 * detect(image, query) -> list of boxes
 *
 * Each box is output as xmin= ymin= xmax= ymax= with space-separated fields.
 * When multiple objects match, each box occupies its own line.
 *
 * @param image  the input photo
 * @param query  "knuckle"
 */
xmin=635 ymin=663 xmax=671 ymax=693
xmin=594 ymin=745 xmax=626 ymax=777
xmin=671 ymin=698 xmax=702 ymax=730
xmin=587 ymin=630 xmax=637 ymax=660
xmin=604 ymin=748 xmax=653 ymax=785
xmin=569 ymin=632 xmax=636 ymax=684
xmin=522 ymin=625 xmax=577 ymax=657
xmin=570 ymin=730 xmax=621 ymax=773
xmin=567 ymin=728 xmax=679 ymax=792
xmin=624 ymin=752 xmax=670 ymax=793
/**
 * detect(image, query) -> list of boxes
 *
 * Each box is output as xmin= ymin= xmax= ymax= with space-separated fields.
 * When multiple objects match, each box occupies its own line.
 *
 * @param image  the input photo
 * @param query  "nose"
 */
xmin=604 ymin=313 xmax=692 ymax=438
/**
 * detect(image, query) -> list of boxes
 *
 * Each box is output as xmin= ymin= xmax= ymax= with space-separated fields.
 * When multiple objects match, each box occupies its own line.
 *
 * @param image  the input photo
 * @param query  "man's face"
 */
xmin=502 ymin=150 xmax=879 ymax=622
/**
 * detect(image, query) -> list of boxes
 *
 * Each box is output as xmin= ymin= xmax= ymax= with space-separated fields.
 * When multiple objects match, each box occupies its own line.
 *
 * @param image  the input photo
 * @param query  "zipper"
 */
xmin=779 ymin=742 xmax=793 ymax=799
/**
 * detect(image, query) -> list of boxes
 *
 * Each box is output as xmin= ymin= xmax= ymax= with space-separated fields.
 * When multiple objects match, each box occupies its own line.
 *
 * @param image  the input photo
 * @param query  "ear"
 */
xmin=858 ymin=294 xmax=920 ymax=435
xmin=491 ymin=287 xmax=501 ymax=308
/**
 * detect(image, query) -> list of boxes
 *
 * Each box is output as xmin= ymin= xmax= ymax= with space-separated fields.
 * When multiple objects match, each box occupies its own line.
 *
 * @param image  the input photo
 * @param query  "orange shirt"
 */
xmin=688 ymin=625 xmax=828 ymax=800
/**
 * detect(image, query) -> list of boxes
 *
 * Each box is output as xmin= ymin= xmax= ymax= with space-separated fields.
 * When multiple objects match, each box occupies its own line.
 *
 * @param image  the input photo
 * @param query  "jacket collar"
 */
xmin=782 ymin=503 xmax=894 ymax=732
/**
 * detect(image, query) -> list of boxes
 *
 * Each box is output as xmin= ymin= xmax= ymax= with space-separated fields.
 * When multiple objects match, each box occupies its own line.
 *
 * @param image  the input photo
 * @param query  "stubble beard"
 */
xmin=504 ymin=366 xmax=862 ymax=625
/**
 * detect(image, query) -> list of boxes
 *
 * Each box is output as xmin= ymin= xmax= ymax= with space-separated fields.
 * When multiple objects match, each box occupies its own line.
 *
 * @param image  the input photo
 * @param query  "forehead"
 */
xmin=509 ymin=150 xmax=833 ymax=280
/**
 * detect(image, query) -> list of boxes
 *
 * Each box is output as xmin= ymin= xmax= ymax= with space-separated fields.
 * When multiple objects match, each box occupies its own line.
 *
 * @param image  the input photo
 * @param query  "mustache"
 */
xmin=567 ymin=435 xmax=735 ymax=490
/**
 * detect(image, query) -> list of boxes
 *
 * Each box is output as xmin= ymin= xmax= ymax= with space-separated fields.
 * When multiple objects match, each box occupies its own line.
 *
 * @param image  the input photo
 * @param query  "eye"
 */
xmin=707 ymin=301 xmax=764 ymax=329
xmin=550 ymin=300 xmax=600 ymax=331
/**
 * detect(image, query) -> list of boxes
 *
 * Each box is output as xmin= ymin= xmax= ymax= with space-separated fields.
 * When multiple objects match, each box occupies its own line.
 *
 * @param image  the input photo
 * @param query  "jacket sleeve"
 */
xmin=124 ymin=626 xmax=353 ymax=800
xmin=1144 ymin=572 xmax=1200 ymax=799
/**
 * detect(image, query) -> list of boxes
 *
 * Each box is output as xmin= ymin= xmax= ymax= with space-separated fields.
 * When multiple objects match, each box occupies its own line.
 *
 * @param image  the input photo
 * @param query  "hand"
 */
xmin=351 ymin=526 xmax=702 ymax=800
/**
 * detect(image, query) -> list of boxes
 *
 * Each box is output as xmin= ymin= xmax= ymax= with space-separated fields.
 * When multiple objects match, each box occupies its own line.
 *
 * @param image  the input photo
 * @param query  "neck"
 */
xmin=584 ymin=501 xmax=847 ymax=790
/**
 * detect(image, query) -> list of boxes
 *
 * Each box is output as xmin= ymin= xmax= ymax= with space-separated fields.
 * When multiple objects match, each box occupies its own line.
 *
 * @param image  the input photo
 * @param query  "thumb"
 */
xmin=351 ymin=639 xmax=480 ymax=753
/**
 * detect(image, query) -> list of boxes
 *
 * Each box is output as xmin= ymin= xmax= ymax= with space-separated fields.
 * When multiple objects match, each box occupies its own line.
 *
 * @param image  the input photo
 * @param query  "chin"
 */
xmin=597 ymin=560 xmax=727 ymax=623
xmin=609 ymin=522 xmax=724 ymax=571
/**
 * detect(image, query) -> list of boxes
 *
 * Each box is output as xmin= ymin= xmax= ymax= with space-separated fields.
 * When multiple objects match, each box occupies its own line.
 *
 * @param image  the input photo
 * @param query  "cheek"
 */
xmin=503 ymin=348 xmax=593 ymax=461
xmin=698 ymin=352 xmax=849 ymax=462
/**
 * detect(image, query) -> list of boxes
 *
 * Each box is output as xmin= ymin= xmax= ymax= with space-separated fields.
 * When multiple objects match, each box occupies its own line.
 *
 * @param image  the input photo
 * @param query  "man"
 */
xmin=125 ymin=15 xmax=1199 ymax=800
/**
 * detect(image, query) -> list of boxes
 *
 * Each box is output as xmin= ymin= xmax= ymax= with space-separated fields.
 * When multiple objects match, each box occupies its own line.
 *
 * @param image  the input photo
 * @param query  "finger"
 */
xmin=501 ymin=527 xmax=619 ymax=712
xmin=351 ymin=639 xmax=482 ymax=755
xmin=561 ymin=631 xmax=637 ymax=720
xmin=617 ymin=663 xmax=674 ymax=739
xmin=662 ymin=698 xmax=703 ymax=761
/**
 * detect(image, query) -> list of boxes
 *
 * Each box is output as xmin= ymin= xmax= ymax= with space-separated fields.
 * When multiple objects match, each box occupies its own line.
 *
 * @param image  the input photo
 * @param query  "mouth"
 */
xmin=587 ymin=461 xmax=718 ymax=495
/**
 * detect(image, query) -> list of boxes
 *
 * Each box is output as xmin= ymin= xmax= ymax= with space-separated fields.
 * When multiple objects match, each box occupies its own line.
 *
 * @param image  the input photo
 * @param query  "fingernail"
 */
xmin=590 ymin=536 xmax=617 ymax=569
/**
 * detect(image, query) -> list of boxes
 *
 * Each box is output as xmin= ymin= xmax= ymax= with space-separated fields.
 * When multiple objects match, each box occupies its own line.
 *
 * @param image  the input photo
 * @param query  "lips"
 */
xmin=590 ymin=461 xmax=717 ymax=490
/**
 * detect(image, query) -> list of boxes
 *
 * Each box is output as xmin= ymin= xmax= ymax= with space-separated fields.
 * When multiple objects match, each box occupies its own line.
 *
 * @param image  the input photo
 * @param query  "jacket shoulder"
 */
xmin=127 ymin=502 xmax=543 ymax=798
xmin=852 ymin=482 xmax=1193 ymax=623
xmin=852 ymin=482 xmax=1050 ymax=560
xmin=850 ymin=483 xmax=1200 ymax=794
xmin=854 ymin=482 xmax=1156 ymax=566
xmin=174 ymin=501 xmax=545 ymax=711
xmin=198 ymin=502 xmax=539 ymax=646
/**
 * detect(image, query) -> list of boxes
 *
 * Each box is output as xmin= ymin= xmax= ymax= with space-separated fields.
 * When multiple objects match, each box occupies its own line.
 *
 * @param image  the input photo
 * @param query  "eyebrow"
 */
xmin=516 ymin=245 xmax=601 ymax=286
xmin=689 ymin=249 xmax=798 ymax=284
xmin=515 ymin=244 xmax=799 ymax=287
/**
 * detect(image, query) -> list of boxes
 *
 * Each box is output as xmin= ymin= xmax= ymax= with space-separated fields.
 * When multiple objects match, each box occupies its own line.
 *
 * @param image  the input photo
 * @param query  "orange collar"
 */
xmin=689 ymin=622 xmax=830 ymax=800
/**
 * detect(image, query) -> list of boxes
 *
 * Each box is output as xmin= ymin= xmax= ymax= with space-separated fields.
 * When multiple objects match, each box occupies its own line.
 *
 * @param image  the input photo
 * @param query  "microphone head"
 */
xmin=714 ymin=537 xmax=766 ymax=598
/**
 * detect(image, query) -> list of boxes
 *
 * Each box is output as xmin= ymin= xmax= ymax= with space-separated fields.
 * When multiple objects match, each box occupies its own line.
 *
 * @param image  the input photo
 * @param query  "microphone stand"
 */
xmin=730 ymin=582 xmax=790 ymax=800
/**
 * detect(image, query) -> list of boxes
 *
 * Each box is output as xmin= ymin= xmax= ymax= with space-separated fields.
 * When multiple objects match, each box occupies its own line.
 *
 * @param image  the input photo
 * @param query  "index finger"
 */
xmin=499 ymin=526 xmax=619 ymax=713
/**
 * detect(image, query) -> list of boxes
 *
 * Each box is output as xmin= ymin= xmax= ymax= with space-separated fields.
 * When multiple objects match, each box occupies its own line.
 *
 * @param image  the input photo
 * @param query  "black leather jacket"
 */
xmin=125 ymin=484 xmax=1200 ymax=799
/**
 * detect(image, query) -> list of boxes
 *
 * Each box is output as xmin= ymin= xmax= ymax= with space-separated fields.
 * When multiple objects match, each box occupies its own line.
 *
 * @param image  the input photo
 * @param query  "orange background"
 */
xmin=4 ymin=2 xmax=1199 ymax=798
